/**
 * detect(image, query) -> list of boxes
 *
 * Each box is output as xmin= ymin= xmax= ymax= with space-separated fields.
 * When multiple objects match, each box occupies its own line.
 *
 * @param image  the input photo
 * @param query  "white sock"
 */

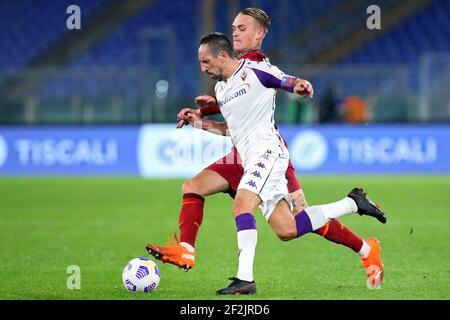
xmin=304 ymin=197 xmax=358 ymax=230
xmin=321 ymin=197 xmax=358 ymax=218
xmin=236 ymin=229 xmax=257 ymax=282
xmin=358 ymin=240 xmax=371 ymax=258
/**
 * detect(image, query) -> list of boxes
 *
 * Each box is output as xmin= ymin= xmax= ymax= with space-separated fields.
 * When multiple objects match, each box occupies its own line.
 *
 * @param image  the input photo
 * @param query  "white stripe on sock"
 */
xmin=179 ymin=242 xmax=195 ymax=253
xmin=358 ymin=240 xmax=371 ymax=258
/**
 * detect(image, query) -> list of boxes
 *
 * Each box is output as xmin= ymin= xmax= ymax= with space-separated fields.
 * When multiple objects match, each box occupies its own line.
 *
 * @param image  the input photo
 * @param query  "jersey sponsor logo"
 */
xmin=218 ymin=83 xmax=250 ymax=106
xmin=0 ymin=135 xmax=8 ymax=168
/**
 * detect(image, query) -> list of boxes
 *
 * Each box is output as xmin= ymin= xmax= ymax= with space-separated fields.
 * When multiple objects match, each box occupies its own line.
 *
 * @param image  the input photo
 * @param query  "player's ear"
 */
xmin=255 ymin=27 xmax=265 ymax=41
xmin=219 ymin=51 xmax=228 ymax=61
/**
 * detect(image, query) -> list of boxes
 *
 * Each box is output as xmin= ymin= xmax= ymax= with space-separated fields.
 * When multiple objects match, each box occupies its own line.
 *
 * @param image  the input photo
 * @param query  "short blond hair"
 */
xmin=239 ymin=7 xmax=271 ymax=33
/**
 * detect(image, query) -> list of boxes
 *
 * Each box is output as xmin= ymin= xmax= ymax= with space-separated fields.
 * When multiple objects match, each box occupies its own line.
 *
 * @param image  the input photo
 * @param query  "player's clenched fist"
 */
xmin=294 ymin=79 xmax=314 ymax=98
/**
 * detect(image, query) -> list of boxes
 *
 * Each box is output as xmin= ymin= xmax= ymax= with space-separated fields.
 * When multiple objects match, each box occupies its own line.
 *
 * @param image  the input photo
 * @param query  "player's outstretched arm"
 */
xmin=176 ymin=95 xmax=222 ymax=128
xmin=184 ymin=110 xmax=229 ymax=136
xmin=194 ymin=95 xmax=217 ymax=108
xmin=251 ymin=68 xmax=314 ymax=98
xmin=202 ymin=120 xmax=229 ymax=136
xmin=195 ymin=95 xmax=221 ymax=117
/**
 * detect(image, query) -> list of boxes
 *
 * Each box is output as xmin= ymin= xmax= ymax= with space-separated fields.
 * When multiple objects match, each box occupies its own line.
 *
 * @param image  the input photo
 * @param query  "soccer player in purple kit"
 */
xmin=146 ymin=8 xmax=386 ymax=294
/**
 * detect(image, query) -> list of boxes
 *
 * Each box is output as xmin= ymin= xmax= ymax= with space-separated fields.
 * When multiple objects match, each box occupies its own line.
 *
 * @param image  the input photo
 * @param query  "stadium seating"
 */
xmin=341 ymin=0 xmax=450 ymax=65
xmin=0 ymin=0 xmax=105 ymax=70
xmin=337 ymin=0 xmax=450 ymax=121
xmin=1 ymin=0 xmax=448 ymax=123
xmin=41 ymin=0 xmax=343 ymax=98
xmin=38 ymin=0 xmax=348 ymax=102
xmin=39 ymin=0 xmax=203 ymax=101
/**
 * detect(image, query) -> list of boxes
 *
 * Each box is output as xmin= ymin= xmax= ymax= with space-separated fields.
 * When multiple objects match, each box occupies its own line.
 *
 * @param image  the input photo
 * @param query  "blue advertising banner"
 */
xmin=137 ymin=124 xmax=232 ymax=178
xmin=0 ymin=125 xmax=448 ymax=176
xmin=278 ymin=125 xmax=450 ymax=174
xmin=0 ymin=126 xmax=139 ymax=175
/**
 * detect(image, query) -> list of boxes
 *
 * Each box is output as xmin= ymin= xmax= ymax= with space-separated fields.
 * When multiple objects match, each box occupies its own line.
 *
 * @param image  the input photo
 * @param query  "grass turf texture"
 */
xmin=0 ymin=176 xmax=449 ymax=300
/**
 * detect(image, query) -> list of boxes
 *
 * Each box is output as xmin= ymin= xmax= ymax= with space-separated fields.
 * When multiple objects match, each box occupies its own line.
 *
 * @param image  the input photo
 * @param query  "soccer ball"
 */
xmin=122 ymin=257 xmax=160 ymax=292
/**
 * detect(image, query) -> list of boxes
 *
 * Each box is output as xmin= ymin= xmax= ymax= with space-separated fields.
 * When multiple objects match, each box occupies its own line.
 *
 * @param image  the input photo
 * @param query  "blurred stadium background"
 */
xmin=0 ymin=0 xmax=449 ymax=300
xmin=0 ymin=0 xmax=449 ymax=125
xmin=0 ymin=0 xmax=449 ymax=176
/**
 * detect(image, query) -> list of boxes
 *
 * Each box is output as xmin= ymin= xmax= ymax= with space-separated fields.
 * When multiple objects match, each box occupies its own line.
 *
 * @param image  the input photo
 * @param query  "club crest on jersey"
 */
xmin=240 ymin=70 xmax=248 ymax=81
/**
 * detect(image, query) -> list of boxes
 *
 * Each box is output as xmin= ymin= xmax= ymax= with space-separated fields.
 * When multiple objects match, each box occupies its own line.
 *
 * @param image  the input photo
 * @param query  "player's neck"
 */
xmin=237 ymin=47 xmax=261 ymax=57
xmin=223 ymin=59 xmax=241 ymax=80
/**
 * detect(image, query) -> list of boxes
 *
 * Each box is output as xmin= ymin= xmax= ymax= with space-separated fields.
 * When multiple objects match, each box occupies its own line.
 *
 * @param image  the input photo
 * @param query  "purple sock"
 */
xmin=295 ymin=210 xmax=313 ymax=237
xmin=235 ymin=213 xmax=256 ymax=231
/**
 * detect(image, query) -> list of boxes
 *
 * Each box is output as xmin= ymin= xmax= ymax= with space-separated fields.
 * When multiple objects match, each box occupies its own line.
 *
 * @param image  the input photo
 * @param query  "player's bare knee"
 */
xmin=182 ymin=178 xmax=200 ymax=195
xmin=232 ymin=198 xmax=246 ymax=216
xmin=232 ymin=189 xmax=260 ymax=216
xmin=232 ymin=196 xmax=255 ymax=216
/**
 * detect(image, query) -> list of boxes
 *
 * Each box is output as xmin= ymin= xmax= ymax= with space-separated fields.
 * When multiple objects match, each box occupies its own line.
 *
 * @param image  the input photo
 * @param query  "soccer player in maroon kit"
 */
xmin=146 ymin=8 xmax=384 ymax=292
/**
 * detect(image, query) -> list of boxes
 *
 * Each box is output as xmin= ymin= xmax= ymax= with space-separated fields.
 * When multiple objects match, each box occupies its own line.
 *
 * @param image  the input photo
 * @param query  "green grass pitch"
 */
xmin=0 ymin=176 xmax=449 ymax=300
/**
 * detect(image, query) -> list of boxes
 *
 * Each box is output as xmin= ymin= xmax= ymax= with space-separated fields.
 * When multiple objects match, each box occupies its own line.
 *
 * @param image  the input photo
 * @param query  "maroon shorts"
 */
xmin=205 ymin=147 xmax=301 ymax=199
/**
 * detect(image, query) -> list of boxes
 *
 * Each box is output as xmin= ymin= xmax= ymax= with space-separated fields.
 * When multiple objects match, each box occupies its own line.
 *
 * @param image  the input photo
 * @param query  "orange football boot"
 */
xmin=361 ymin=237 xmax=384 ymax=289
xmin=145 ymin=233 xmax=195 ymax=272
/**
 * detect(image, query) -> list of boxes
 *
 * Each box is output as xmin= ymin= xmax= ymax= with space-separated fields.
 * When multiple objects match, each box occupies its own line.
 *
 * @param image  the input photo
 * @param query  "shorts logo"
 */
xmin=255 ymin=162 xmax=266 ymax=169
xmin=250 ymin=171 xmax=261 ymax=178
xmin=0 ymin=135 xmax=7 ymax=168
xmin=246 ymin=180 xmax=257 ymax=188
